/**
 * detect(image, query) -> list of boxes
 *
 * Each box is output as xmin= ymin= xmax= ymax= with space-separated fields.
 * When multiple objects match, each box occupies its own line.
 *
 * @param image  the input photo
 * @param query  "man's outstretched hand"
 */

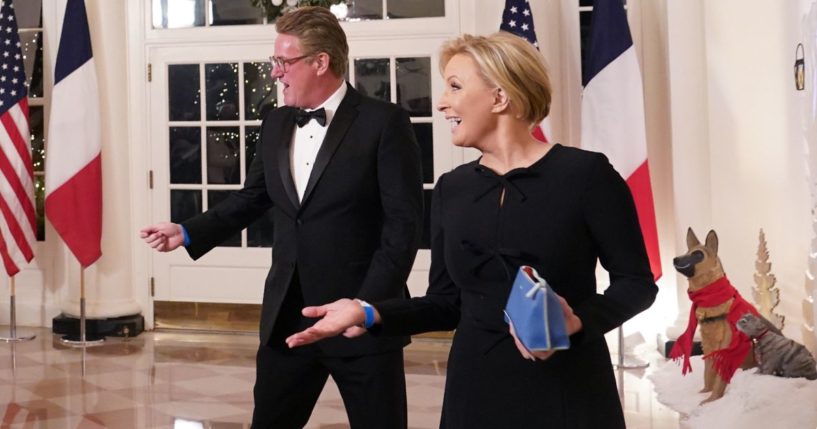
xmin=286 ymin=298 xmax=369 ymax=348
xmin=140 ymin=222 xmax=184 ymax=252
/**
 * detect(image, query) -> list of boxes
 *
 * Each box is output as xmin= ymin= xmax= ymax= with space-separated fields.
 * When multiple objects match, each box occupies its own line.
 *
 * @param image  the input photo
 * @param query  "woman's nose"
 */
xmin=436 ymin=95 xmax=449 ymax=112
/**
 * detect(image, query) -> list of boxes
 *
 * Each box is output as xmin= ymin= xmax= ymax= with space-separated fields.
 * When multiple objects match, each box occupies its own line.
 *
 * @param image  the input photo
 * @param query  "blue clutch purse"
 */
xmin=503 ymin=266 xmax=571 ymax=352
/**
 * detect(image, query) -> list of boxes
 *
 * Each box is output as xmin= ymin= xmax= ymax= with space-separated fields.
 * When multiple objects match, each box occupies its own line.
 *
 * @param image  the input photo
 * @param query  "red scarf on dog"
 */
xmin=669 ymin=276 xmax=758 ymax=382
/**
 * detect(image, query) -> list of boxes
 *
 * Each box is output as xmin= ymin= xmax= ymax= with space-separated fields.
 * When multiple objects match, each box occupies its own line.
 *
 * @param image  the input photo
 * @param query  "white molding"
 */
xmin=126 ymin=0 xmax=154 ymax=329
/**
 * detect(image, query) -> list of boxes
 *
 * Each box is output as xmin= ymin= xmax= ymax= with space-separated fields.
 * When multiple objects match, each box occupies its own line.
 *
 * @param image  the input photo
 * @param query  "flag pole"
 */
xmin=614 ymin=325 xmax=648 ymax=370
xmin=0 ymin=276 xmax=36 ymax=343
xmin=60 ymin=264 xmax=105 ymax=348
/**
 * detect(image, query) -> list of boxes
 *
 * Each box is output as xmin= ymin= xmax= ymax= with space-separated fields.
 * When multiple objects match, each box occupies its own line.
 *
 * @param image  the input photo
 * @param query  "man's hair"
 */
xmin=439 ymin=32 xmax=551 ymax=125
xmin=275 ymin=6 xmax=349 ymax=78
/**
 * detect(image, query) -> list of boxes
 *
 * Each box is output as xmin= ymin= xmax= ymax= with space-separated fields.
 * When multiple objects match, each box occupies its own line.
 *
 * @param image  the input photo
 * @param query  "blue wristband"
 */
xmin=360 ymin=301 xmax=375 ymax=329
xmin=180 ymin=224 xmax=191 ymax=247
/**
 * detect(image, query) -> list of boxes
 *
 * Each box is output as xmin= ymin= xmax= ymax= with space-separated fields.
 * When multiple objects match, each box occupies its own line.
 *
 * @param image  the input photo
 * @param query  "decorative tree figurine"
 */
xmin=753 ymin=228 xmax=785 ymax=330
xmin=803 ymin=219 xmax=817 ymax=355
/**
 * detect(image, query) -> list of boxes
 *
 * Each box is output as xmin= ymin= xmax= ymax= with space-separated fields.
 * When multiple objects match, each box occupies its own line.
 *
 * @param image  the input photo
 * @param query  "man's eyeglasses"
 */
xmin=269 ymin=54 xmax=311 ymax=72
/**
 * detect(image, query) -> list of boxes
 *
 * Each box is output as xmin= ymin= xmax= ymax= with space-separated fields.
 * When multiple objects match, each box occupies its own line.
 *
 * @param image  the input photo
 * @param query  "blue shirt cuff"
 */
xmin=180 ymin=225 xmax=191 ymax=247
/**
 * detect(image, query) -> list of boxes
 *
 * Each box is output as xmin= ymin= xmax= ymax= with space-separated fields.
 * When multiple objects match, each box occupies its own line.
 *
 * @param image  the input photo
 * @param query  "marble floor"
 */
xmin=0 ymin=327 xmax=681 ymax=428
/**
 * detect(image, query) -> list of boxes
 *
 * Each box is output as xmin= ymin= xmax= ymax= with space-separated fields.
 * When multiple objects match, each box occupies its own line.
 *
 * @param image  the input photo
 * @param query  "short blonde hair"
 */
xmin=439 ymin=32 xmax=551 ymax=125
xmin=276 ymin=6 xmax=349 ymax=78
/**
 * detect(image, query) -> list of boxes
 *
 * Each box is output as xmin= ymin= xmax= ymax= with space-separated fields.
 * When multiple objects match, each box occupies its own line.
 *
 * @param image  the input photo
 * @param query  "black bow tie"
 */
xmin=294 ymin=108 xmax=327 ymax=127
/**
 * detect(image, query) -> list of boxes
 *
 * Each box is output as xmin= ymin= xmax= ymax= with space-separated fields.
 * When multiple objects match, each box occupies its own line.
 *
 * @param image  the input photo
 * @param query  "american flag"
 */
xmin=500 ymin=0 xmax=538 ymax=49
xmin=499 ymin=0 xmax=550 ymax=142
xmin=0 ymin=0 xmax=35 ymax=277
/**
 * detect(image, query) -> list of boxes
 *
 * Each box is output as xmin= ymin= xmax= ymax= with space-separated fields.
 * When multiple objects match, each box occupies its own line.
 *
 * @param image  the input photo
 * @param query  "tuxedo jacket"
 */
xmin=183 ymin=84 xmax=424 ymax=356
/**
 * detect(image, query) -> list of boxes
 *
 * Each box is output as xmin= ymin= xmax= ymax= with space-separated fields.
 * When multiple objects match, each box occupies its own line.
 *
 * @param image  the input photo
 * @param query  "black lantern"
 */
xmin=795 ymin=43 xmax=805 ymax=91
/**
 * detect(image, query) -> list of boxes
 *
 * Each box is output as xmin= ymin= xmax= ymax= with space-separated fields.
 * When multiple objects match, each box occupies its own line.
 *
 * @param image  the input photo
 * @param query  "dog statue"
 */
xmin=670 ymin=228 xmax=773 ymax=404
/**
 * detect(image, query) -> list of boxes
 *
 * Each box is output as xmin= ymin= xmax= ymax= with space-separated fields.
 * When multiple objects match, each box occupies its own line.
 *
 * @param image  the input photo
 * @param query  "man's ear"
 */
xmin=490 ymin=87 xmax=510 ymax=113
xmin=313 ymin=52 xmax=331 ymax=76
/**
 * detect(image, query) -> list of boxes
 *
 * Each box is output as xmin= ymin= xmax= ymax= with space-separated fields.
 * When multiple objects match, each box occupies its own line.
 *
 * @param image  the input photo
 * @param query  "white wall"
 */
xmin=709 ymin=0 xmax=810 ymax=342
xmin=77 ymin=0 xmax=141 ymax=318
xmin=668 ymin=0 xmax=813 ymax=342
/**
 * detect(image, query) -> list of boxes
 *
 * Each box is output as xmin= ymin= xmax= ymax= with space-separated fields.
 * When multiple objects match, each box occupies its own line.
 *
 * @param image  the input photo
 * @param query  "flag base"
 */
xmin=662 ymin=339 xmax=703 ymax=357
xmin=0 ymin=334 xmax=36 ymax=343
xmin=60 ymin=335 xmax=106 ymax=347
xmin=52 ymin=313 xmax=144 ymax=339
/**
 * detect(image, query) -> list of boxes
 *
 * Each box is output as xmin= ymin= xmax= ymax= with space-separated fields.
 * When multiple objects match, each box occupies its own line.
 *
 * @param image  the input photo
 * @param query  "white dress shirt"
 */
xmin=290 ymin=83 xmax=347 ymax=201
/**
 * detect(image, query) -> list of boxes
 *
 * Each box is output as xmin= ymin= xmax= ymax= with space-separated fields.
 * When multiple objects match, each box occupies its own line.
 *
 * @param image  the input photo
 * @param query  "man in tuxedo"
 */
xmin=140 ymin=6 xmax=423 ymax=428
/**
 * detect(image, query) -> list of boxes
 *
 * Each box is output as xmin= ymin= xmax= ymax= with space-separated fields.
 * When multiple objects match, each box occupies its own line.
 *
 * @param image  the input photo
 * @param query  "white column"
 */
xmin=59 ymin=0 xmax=141 ymax=319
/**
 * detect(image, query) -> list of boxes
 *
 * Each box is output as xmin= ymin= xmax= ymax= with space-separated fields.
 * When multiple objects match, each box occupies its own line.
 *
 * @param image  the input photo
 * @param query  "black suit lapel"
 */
xmin=300 ymin=85 xmax=360 ymax=208
xmin=276 ymin=108 xmax=300 ymax=210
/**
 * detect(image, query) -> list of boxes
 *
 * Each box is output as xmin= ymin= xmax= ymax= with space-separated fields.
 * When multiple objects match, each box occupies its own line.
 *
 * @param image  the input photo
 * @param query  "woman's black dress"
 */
xmin=374 ymin=144 xmax=658 ymax=428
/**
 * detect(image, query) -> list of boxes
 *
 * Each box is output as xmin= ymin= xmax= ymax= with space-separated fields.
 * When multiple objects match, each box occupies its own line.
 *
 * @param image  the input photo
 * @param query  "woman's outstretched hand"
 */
xmin=285 ymin=298 xmax=369 ymax=348
xmin=509 ymin=295 xmax=582 ymax=361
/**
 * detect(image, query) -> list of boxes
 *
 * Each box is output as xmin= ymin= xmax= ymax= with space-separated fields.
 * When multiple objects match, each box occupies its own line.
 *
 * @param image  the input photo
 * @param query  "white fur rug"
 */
xmin=649 ymin=356 xmax=817 ymax=428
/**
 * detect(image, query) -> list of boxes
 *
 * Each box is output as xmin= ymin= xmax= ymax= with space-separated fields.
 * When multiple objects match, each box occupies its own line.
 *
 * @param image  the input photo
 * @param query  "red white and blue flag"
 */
xmin=500 ymin=0 xmax=551 ymax=142
xmin=45 ymin=0 xmax=102 ymax=267
xmin=0 ymin=0 xmax=35 ymax=277
xmin=581 ymin=0 xmax=661 ymax=280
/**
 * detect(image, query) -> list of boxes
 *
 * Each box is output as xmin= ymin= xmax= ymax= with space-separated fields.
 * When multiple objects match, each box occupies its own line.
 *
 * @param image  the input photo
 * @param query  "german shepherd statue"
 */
xmin=670 ymin=228 xmax=777 ymax=404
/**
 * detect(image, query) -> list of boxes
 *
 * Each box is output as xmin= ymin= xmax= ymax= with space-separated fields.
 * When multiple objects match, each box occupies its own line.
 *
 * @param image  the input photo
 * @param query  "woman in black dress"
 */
xmin=286 ymin=31 xmax=658 ymax=428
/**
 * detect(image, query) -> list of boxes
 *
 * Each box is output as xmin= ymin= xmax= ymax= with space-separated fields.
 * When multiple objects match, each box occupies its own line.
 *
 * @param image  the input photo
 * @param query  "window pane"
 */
xmin=387 ymin=0 xmax=444 ymax=19
xmin=169 ymin=127 xmax=201 ymax=184
xmin=412 ymin=123 xmax=433 ymax=183
xmin=171 ymin=190 xmax=202 ymax=224
xmin=208 ymin=191 xmax=241 ymax=246
xmin=34 ymin=174 xmax=44 ymax=241
xmin=169 ymin=64 xmax=201 ymax=121
xmin=420 ymin=189 xmax=432 ymax=249
xmin=206 ymin=127 xmax=241 ymax=184
xmin=244 ymin=62 xmax=276 ymax=120
xmin=30 ymin=106 xmax=43 ymax=172
xmin=12 ymin=0 xmax=41 ymax=28
xmin=354 ymin=58 xmax=390 ymax=102
xmin=152 ymin=0 xmax=205 ymax=29
xmin=245 ymin=126 xmax=260 ymax=173
xmin=345 ymin=0 xmax=382 ymax=20
xmin=19 ymin=31 xmax=43 ymax=99
xmin=247 ymin=211 xmax=274 ymax=247
xmin=210 ymin=0 xmax=264 ymax=26
xmin=205 ymin=63 xmax=239 ymax=121
xmin=396 ymin=57 xmax=431 ymax=117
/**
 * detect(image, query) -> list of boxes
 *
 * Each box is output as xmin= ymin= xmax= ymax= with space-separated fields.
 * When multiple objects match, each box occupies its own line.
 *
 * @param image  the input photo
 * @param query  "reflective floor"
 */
xmin=0 ymin=328 xmax=680 ymax=428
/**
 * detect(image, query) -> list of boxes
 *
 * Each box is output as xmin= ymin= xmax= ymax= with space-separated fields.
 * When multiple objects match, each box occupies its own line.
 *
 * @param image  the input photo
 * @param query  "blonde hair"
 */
xmin=275 ymin=6 xmax=349 ymax=78
xmin=439 ymin=32 xmax=551 ymax=125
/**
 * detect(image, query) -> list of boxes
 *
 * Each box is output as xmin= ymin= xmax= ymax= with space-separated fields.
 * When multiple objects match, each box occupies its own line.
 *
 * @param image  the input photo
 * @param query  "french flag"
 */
xmin=580 ymin=0 xmax=661 ymax=280
xmin=45 ymin=0 xmax=102 ymax=267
